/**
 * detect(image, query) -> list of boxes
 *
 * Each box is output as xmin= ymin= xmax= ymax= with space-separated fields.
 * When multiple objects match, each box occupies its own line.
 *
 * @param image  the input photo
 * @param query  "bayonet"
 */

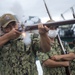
xmin=61 ymin=14 xmax=65 ymax=20
xmin=71 ymin=7 xmax=75 ymax=18
xmin=43 ymin=0 xmax=52 ymax=20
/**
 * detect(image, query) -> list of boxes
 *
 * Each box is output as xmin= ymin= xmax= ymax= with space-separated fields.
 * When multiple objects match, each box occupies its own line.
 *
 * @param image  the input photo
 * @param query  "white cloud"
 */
xmin=0 ymin=0 xmax=75 ymax=28
xmin=0 ymin=0 xmax=75 ymax=21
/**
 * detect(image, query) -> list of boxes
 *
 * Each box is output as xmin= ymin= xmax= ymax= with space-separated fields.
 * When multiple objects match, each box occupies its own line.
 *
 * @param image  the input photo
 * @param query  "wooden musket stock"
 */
xmin=24 ymin=19 xmax=75 ymax=31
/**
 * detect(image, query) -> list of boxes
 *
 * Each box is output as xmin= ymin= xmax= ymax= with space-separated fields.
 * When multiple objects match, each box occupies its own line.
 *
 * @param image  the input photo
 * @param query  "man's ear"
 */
xmin=1 ymin=26 xmax=6 ymax=33
xmin=1 ymin=26 xmax=3 ymax=31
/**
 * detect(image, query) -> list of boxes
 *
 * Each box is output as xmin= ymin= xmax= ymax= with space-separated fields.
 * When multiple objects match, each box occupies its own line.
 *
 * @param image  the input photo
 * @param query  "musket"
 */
xmin=18 ymin=19 xmax=75 ymax=32
xmin=18 ymin=0 xmax=75 ymax=32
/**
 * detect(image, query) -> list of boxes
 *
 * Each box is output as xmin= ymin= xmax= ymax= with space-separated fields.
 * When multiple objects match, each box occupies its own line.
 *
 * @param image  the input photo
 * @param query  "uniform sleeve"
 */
xmin=31 ymin=34 xmax=41 ymax=51
xmin=65 ymin=44 xmax=75 ymax=53
xmin=37 ymin=52 xmax=49 ymax=64
xmin=71 ymin=47 xmax=75 ymax=53
xmin=31 ymin=34 xmax=50 ymax=64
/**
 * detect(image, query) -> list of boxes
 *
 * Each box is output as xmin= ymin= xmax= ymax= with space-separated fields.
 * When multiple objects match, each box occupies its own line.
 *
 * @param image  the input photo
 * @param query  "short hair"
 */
xmin=47 ymin=19 xmax=58 ymax=29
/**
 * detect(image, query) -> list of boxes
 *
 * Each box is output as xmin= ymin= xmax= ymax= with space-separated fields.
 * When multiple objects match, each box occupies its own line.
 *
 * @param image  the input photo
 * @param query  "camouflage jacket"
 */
xmin=37 ymin=38 xmax=73 ymax=75
xmin=70 ymin=47 xmax=75 ymax=75
xmin=0 ymin=34 xmax=40 ymax=75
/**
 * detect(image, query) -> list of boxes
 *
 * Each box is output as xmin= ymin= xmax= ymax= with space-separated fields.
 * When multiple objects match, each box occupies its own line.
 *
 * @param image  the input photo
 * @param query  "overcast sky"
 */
xmin=0 ymin=0 xmax=75 ymax=22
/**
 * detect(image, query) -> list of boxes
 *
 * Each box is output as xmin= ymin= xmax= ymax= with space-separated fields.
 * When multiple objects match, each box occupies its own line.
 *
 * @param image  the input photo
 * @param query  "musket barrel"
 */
xmin=25 ymin=19 xmax=75 ymax=31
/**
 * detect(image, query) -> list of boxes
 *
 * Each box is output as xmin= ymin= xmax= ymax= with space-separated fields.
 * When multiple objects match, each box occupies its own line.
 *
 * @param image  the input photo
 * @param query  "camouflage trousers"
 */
xmin=70 ymin=70 xmax=75 ymax=75
xmin=0 ymin=61 xmax=38 ymax=75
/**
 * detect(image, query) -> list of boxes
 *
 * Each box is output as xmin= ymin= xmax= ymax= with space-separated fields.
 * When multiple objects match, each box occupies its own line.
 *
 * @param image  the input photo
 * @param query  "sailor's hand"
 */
xmin=51 ymin=55 xmax=61 ymax=60
xmin=63 ymin=61 xmax=69 ymax=67
xmin=38 ymin=23 xmax=49 ymax=35
xmin=7 ymin=28 xmax=22 ymax=39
